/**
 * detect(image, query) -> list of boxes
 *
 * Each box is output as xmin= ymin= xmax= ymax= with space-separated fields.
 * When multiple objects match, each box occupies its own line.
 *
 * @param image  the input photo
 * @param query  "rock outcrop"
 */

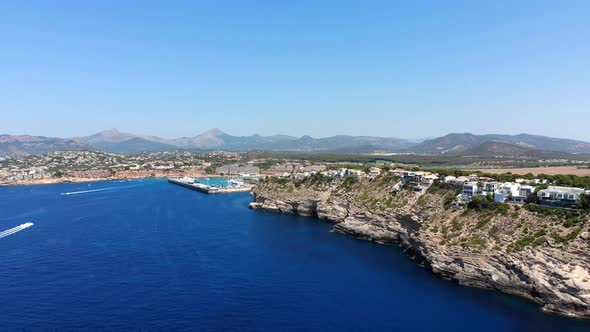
xmin=249 ymin=177 xmax=590 ymax=318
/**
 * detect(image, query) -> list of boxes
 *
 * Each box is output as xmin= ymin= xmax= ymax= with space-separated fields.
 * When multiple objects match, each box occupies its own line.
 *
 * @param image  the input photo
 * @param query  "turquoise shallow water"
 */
xmin=196 ymin=177 xmax=240 ymax=188
xmin=0 ymin=178 xmax=589 ymax=331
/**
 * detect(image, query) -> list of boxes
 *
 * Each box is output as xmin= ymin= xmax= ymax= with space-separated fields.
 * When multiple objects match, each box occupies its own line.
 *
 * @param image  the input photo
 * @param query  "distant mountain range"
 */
xmin=1 ymin=129 xmax=590 ymax=158
xmin=75 ymin=128 xmax=416 ymax=154
xmin=0 ymin=134 xmax=91 ymax=156
xmin=411 ymin=133 xmax=590 ymax=155
xmin=459 ymin=141 xmax=577 ymax=159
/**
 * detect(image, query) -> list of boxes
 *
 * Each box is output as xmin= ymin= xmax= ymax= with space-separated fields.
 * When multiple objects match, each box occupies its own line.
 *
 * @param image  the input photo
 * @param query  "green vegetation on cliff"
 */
xmin=256 ymin=174 xmax=590 ymax=254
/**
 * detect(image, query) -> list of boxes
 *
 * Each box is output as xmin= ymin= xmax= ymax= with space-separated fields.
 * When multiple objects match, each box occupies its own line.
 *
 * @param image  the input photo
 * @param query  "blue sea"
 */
xmin=1 ymin=178 xmax=589 ymax=331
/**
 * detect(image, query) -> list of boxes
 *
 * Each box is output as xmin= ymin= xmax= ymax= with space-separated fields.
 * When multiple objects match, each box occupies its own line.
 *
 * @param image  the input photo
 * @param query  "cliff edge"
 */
xmin=249 ymin=175 xmax=590 ymax=318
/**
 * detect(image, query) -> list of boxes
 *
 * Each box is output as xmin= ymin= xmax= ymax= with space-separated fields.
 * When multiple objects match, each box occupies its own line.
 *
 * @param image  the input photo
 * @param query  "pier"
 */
xmin=168 ymin=178 xmax=253 ymax=194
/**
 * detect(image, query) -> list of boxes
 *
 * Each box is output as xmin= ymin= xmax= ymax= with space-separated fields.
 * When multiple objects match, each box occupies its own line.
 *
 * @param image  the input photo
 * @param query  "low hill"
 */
xmin=459 ymin=141 xmax=577 ymax=159
xmin=411 ymin=133 xmax=590 ymax=155
xmin=0 ymin=135 xmax=91 ymax=156
xmin=91 ymin=137 xmax=179 ymax=153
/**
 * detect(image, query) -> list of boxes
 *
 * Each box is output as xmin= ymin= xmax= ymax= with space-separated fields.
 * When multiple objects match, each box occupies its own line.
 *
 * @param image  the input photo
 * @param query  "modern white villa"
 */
xmin=420 ymin=174 xmax=439 ymax=186
xmin=516 ymin=185 xmax=536 ymax=203
xmin=335 ymin=168 xmax=365 ymax=178
xmin=493 ymin=183 xmax=520 ymax=202
xmin=461 ymin=182 xmax=479 ymax=200
xmin=457 ymin=181 xmax=537 ymax=204
xmin=537 ymin=186 xmax=586 ymax=207
xmin=444 ymin=175 xmax=471 ymax=186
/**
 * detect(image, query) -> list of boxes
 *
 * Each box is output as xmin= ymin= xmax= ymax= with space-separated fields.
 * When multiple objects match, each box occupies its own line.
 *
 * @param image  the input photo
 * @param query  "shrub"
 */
xmin=580 ymin=193 xmax=590 ymax=211
xmin=551 ymin=227 xmax=582 ymax=244
xmin=476 ymin=217 xmax=490 ymax=229
xmin=563 ymin=217 xmax=581 ymax=228
xmin=468 ymin=196 xmax=491 ymax=210
xmin=512 ymin=236 xmax=535 ymax=251
xmin=339 ymin=176 xmax=358 ymax=192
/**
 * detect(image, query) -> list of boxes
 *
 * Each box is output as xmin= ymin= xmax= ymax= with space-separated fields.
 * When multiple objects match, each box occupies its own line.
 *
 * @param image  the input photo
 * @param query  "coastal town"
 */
xmin=5 ymin=1 xmax=590 ymax=328
xmin=265 ymin=166 xmax=590 ymax=210
xmin=0 ymin=150 xmax=227 ymax=185
xmin=3 ymin=149 xmax=589 ymax=212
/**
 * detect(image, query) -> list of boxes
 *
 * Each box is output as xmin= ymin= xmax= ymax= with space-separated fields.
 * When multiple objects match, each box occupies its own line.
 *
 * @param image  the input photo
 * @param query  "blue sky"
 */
xmin=1 ymin=0 xmax=589 ymax=140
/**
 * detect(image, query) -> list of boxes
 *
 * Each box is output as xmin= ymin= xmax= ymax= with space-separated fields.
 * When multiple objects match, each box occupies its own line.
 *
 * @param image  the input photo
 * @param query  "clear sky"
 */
xmin=1 ymin=0 xmax=589 ymax=140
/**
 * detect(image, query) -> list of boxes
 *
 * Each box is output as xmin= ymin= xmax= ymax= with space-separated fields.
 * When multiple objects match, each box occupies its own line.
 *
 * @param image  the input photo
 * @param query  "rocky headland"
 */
xmin=249 ymin=175 xmax=590 ymax=318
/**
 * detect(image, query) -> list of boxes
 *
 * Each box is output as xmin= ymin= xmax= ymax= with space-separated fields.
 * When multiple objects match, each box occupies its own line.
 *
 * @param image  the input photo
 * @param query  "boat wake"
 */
xmin=0 ymin=222 xmax=34 ymax=239
xmin=61 ymin=187 xmax=118 ymax=196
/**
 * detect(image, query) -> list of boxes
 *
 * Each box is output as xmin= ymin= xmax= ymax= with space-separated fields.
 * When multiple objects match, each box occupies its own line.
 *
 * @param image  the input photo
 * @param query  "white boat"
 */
xmin=228 ymin=179 xmax=246 ymax=187
xmin=178 ymin=176 xmax=195 ymax=184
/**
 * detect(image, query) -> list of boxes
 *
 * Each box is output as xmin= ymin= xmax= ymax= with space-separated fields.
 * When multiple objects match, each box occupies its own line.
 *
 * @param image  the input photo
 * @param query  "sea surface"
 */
xmin=1 ymin=178 xmax=589 ymax=331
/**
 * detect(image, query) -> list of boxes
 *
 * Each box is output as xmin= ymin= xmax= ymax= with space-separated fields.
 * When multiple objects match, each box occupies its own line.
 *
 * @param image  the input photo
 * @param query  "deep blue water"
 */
xmin=1 ymin=179 xmax=589 ymax=331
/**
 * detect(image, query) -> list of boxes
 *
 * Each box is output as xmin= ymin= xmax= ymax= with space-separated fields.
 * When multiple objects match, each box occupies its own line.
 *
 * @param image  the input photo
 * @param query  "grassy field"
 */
xmin=474 ymin=166 xmax=590 ymax=176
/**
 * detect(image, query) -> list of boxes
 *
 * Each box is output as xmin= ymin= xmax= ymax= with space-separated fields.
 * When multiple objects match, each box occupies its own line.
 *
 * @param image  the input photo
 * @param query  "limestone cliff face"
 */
xmin=249 ymin=176 xmax=590 ymax=318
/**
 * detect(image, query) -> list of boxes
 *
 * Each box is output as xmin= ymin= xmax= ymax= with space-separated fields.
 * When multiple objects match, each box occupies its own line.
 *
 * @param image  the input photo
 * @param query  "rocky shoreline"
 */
xmin=249 ymin=185 xmax=590 ymax=319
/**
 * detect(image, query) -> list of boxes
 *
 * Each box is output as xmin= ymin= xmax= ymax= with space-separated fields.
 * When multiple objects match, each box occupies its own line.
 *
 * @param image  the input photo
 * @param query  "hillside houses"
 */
xmin=368 ymin=167 xmax=382 ymax=177
xmin=420 ymin=174 xmax=440 ymax=186
xmin=444 ymin=175 xmax=472 ymax=186
xmin=271 ymin=163 xmax=327 ymax=173
xmin=493 ymin=183 xmax=535 ymax=203
xmin=456 ymin=179 xmax=538 ymax=204
xmin=447 ymin=174 xmax=589 ymax=209
xmin=461 ymin=182 xmax=479 ymax=199
xmin=387 ymin=168 xmax=405 ymax=177
xmin=216 ymin=164 xmax=260 ymax=176
xmin=386 ymin=169 xmax=440 ymax=192
xmin=271 ymin=163 xmax=302 ymax=172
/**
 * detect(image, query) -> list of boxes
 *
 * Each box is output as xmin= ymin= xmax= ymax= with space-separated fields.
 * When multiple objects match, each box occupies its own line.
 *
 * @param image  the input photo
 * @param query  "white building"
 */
xmin=368 ymin=167 xmax=381 ymax=177
xmin=519 ymin=185 xmax=535 ymax=197
xmin=420 ymin=174 xmax=439 ymax=186
xmin=445 ymin=175 xmax=469 ymax=186
xmin=537 ymin=186 xmax=585 ymax=206
xmin=483 ymin=182 xmax=499 ymax=194
xmin=511 ymin=185 xmax=536 ymax=203
xmin=530 ymin=178 xmax=548 ymax=185
xmin=443 ymin=176 xmax=457 ymax=183
xmin=462 ymin=182 xmax=479 ymax=199
xmin=348 ymin=169 xmax=364 ymax=178
xmin=388 ymin=169 xmax=405 ymax=177
xmin=494 ymin=182 xmax=521 ymax=203
xmin=336 ymin=168 xmax=348 ymax=177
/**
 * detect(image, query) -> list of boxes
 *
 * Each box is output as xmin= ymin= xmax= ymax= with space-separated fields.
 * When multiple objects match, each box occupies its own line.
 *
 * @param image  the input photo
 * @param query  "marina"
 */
xmin=168 ymin=177 xmax=253 ymax=194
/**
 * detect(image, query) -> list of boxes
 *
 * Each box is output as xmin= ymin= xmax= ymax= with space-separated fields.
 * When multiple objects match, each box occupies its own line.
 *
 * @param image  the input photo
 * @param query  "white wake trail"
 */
xmin=61 ymin=187 xmax=117 ymax=195
xmin=0 ymin=222 xmax=34 ymax=239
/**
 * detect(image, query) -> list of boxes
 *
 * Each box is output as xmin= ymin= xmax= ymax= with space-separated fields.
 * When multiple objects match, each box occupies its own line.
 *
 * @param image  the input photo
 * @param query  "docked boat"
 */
xmin=178 ymin=176 xmax=195 ymax=184
xmin=228 ymin=179 xmax=246 ymax=187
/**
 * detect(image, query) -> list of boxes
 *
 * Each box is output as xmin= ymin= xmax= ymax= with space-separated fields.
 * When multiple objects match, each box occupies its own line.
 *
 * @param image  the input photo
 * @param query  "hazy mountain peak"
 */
xmin=202 ymin=128 xmax=225 ymax=137
xmin=80 ymin=128 xmax=137 ymax=144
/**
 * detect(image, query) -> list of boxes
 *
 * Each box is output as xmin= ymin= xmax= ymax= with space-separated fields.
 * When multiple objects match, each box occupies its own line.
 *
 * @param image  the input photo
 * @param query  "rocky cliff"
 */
xmin=249 ymin=175 xmax=590 ymax=318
